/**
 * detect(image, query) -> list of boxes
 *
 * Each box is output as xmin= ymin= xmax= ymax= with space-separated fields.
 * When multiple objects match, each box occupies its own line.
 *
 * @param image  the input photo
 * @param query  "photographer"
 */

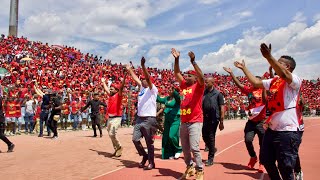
xmin=34 ymin=82 xmax=51 ymax=137
xmin=47 ymin=92 xmax=62 ymax=139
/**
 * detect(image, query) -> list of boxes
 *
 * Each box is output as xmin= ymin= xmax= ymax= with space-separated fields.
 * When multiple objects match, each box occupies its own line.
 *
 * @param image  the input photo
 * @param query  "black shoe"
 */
xmin=204 ymin=146 xmax=209 ymax=152
xmin=144 ymin=163 xmax=155 ymax=170
xmin=38 ymin=134 xmax=43 ymax=137
xmin=93 ymin=135 xmax=97 ymax=137
xmin=205 ymin=159 xmax=214 ymax=166
xmin=100 ymin=134 xmax=103 ymax=138
xmin=7 ymin=144 xmax=15 ymax=153
xmin=138 ymin=156 xmax=148 ymax=168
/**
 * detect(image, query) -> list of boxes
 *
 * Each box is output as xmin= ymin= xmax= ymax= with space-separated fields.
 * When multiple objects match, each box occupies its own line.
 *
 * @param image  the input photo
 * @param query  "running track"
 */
xmin=93 ymin=118 xmax=320 ymax=180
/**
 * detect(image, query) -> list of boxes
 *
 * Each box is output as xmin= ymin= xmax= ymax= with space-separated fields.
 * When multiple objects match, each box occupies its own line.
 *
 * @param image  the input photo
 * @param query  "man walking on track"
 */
xmin=235 ymin=43 xmax=303 ymax=180
xmin=172 ymin=48 xmax=205 ymax=180
xmin=127 ymin=57 xmax=158 ymax=170
xmin=101 ymin=73 xmax=127 ymax=157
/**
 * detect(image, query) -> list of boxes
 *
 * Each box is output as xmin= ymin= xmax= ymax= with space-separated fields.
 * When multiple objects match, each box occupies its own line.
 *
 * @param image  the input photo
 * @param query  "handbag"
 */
xmin=53 ymin=115 xmax=60 ymax=121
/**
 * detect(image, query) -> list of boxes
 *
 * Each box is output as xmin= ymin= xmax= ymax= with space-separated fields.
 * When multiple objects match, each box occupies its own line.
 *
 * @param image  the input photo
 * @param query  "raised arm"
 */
xmin=188 ymin=51 xmax=204 ymax=86
xmin=119 ymin=72 xmax=127 ymax=97
xmin=125 ymin=64 xmax=142 ymax=87
xmin=172 ymin=48 xmax=184 ymax=84
xmin=34 ymin=82 xmax=44 ymax=98
xmin=234 ymin=60 xmax=264 ymax=88
xmin=141 ymin=57 xmax=153 ymax=90
xmin=101 ymin=77 xmax=110 ymax=95
xmin=260 ymin=43 xmax=292 ymax=84
xmin=223 ymin=67 xmax=245 ymax=90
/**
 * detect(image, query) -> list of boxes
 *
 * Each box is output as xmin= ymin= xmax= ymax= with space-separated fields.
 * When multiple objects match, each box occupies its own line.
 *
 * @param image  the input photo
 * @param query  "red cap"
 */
xmin=111 ymin=83 xmax=120 ymax=90
xmin=185 ymin=70 xmax=197 ymax=76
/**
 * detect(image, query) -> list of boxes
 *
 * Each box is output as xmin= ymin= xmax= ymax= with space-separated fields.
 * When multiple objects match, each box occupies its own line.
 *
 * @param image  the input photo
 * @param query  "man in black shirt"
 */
xmin=34 ymin=82 xmax=51 ymax=137
xmin=0 ymin=96 xmax=15 ymax=152
xmin=202 ymin=77 xmax=225 ymax=166
xmin=80 ymin=92 xmax=107 ymax=137
xmin=47 ymin=93 xmax=62 ymax=139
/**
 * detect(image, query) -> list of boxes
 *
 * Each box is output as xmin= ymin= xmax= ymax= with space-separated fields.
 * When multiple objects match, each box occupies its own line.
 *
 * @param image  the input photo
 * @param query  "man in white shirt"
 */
xmin=126 ymin=57 xmax=158 ymax=170
xmin=24 ymin=95 xmax=37 ymax=133
xmin=234 ymin=43 xmax=303 ymax=180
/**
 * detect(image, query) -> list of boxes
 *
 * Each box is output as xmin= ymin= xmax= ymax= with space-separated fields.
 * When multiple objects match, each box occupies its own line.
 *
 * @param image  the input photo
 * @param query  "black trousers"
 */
xmin=0 ymin=122 xmax=13 ymax=146
xmin=91 ymin=114 xmax=102 ymax=136
xmin=244 ymin=120 xmax=265 ymax=160
xmin=132 ymin=116 xmax=157 ymax=165
xmin=48 ymin=114 xmax=58 ymax=137
xmin=294 ymin=131 xmax=303 ymax=173
xmin=260 ymin=129 xmax=302 ymax=180
xmin=202 ymin=119 xmax=219 ymax=160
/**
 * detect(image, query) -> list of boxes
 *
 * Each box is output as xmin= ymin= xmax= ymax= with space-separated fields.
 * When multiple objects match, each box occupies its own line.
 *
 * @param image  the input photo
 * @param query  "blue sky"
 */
xmin=0 ymin=0 xmax=320 ymax=79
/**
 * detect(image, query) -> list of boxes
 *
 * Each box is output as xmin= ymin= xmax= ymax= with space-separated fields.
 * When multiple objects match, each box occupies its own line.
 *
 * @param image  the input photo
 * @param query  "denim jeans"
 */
xmin=24 ymin=112 xmax=34 ymax=133
xmin=39 ymin=110 xmax=50 ymax=135
xmin=70 ymin=114 xmax=80 ymax=130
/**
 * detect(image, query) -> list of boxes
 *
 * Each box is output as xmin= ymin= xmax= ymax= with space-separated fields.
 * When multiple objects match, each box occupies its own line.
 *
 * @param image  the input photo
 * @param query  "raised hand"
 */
xmin=234 ymin=60 xmax=246 ymax=70
xmin=260 ymin=43 xmax=272 ymax=59
xmin=141 ymin=57 xmax=146 ymax=66
xmin=171 ymin=48 xmax=180 ymax=59
xmin=188 ymin=51 xmax=195 ymax=62
xmin=125 ymin=64 xmax=131 ymax=70
xmin=223 ymin=67 xmax=232 ymax=74
xmin=101 ymin=77 xmax=105 ymax=83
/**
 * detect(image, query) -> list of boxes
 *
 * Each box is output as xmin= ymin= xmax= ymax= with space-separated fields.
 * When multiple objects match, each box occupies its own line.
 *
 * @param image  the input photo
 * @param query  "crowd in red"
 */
xmin=0 ymin=35 xmax=319 ymax=124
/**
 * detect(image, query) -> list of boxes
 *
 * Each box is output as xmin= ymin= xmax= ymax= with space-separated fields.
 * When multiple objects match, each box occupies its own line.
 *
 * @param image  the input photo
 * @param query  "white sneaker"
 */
xmin=174 ymin=152 xmax=181 ymax=159
xmin=295 ymin=171 xmax=303 ymax=180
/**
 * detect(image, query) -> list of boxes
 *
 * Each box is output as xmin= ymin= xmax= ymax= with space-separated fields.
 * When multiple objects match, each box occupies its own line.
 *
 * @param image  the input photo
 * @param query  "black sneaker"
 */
xmin=7 ymin=144 xmax=15 ymax=153
xmin=204 ymin=146 xmax=209 ymax=152
xmin=205 ymin=159 xmax=214 ymax=166
xmin=38 ymin=134 xmax=43 ymax=137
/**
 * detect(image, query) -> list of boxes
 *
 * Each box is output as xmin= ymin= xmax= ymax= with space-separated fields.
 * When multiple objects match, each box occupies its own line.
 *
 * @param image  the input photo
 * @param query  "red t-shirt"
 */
xmin=70 ymin=101 xmax=80 ymax=114
xmin=180 ymin=80 xmax=205 ymax=123
xmin=108 ymin=93 xmax=122 ymax=117
xmin=241 ymin=86 xmax=266 ymax=121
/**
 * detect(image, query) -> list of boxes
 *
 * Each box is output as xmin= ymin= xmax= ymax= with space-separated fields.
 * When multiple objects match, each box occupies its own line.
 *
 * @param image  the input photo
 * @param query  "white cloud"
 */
xmin=293 ymin=12 xmax=306 ymax=22
xmin=237 ymin=11 xmax=253 ymax=18
xmin=313 ymin=13 xmax=320 ymax=22
xmin=197 ymin=20 xmax=320 ymax=79
xmin=198 ymin=0 xmax=221 ymax=5
xmin=105 ymin=43 xmax=140 ymax=63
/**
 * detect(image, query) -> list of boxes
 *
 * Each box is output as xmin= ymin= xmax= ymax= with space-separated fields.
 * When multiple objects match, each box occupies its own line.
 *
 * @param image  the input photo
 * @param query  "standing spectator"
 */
xmin=24 ymin=94 xmax=37 ymax=133
xmin=0 ymin=94 xmax=15 ymax=152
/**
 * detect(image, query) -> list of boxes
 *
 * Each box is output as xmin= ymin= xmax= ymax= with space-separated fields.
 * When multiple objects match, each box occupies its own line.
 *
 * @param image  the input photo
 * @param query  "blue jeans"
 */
xmin=39 ymin=110 xmax=50 ymax=135
xmin=24 ymin=112 xmax=34 ymax=133
xmin=71 ymin=114 xmax=80 ymax=130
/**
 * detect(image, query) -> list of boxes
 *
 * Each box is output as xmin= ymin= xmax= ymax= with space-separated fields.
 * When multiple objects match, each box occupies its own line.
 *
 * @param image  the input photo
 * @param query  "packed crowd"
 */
xmin=0 ymin=35 xmax=319 ymax=134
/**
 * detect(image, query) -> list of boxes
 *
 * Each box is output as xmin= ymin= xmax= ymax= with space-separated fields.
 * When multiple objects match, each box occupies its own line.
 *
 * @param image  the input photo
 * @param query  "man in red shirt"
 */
xmin=70 ymin=97 xmax=81 ymax=130
xmin=223 ymin=66 xmax=266 ymax=173
xmin=101 ymin=73 xmax=126 ymax=157
xmin=172 ymin=48 xmax=205 ymax=180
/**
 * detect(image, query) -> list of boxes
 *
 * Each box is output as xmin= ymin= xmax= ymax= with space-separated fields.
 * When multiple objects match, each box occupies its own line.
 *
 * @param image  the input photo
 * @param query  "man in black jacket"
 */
xmin=80 ymin=92 xmax=107 ymax=137
xmin=202 ymin=77 xmax=225 ymax=166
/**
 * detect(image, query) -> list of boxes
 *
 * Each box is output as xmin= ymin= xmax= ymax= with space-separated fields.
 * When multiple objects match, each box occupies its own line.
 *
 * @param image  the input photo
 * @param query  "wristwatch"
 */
xmin=192 ymin=61 xmax=197 ymax=65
